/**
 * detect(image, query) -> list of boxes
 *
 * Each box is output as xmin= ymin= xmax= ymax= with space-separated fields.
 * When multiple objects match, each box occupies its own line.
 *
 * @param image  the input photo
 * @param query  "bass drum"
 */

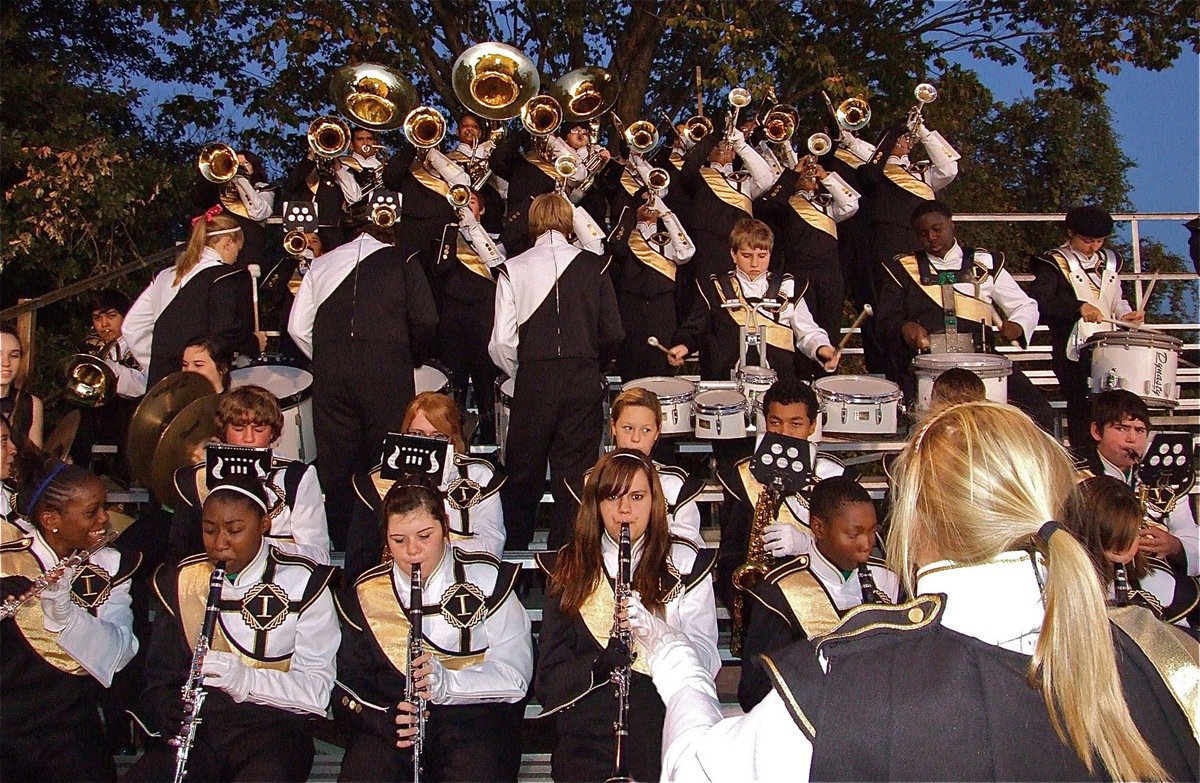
xmin=229 ymin=364 xmax=317 ymax=463
xmin=414 ymin=362 xmax=452 ymax=395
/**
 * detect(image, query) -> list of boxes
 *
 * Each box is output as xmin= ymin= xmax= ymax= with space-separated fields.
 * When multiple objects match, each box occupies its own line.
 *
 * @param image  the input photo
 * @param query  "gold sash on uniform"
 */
xmin=628 ymin=231 xmax=676 ymax=281
xmin=579 ymin=577 xmax=651 ymax=675
xmin=178 ymin=560 xmax=290 ymax=671
xmin=774 ymin=567 xmax=843 ymax=640
xmin=523 ymin=153 xmax=562 ymax=182
xmin=0 ymin=530 xmax=85 ymax=675
xmin=897 ymin=255 xmax=995 ymax=325
xmin=738 ymin=462 xmax=808 ymax=533
xmin=834 ymin=148 xmax=866 ymax=170
xmin=620 ymin=170 xmax=640 ymax=198
xmin=410 ymin=163 xmax=451 ymax=197
xmin=356 ymin=570 xmax=484 ymax=673
xmin=787 ymin=193 xmax=837 ymax=239
xmin=882 ymin=164 xmax=934 ymax=200
xmin=1109 ymin=605 xmax=1199 ymax=737
xmin=701 ymin=168 xmax=752 ymax=214
xmin=457 ymin=236 xmax=494 ymax=281
xmin=720 ymin=278 xmax=794 ymax=352
xmin=219 ymin=189 xmax=251 ymax=219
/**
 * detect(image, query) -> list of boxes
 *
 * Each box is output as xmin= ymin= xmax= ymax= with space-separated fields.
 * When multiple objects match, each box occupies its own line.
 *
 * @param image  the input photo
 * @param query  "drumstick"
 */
xmin=1102 ymin=316 xmax=1163 ymax=334
xmin=1141 ymin=272 xmax=1160 ymax=308
xmin=247 ymin=264 xmax=262 ymax=334
xmin=835 ymin=304 xmax=873 ymax=353
xmin=646 ymin=336 xmax=673 ymax=356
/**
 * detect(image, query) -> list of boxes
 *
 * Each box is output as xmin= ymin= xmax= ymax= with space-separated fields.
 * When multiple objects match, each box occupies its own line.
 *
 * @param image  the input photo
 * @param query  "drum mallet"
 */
xmin=247 ymin=264 xmax=262 ymax=334
xmin=1101 ymin=317 xmax=1164 ymax=334
xmin=647 ymin=336 xmax=674 ymax=356
xmin=835 ymin=304 xmax=873 ymax=354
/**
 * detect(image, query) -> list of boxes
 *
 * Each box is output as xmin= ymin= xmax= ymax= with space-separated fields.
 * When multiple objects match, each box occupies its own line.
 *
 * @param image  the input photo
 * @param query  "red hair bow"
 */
xmin=191 ymin=203 xmax=225 ymax=226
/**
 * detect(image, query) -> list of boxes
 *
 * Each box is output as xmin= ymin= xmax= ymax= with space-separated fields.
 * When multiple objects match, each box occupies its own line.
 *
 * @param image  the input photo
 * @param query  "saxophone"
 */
xmin=407 ymin=563 xmax=426 ymax=783
xmin=731 ymin=478 xmax=782 ymax=657
xmin=606 ymin=521 xmax=635 ymax=783
xmin=171 ymin=561 xmax=226 ymax=783
xmin=857 ymin=563 xmax=893 ymax=605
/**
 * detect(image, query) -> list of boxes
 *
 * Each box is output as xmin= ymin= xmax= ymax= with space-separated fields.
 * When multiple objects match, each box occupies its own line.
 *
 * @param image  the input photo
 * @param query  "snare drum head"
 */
xmin=230 ymin=365 xmax=313 ymax=402
xmin=623 ymin=376 xmax=697 ymax=401
xmin=912 ymin=352 xmax=1011 ymax=377
xmin=414 ymin=365 xmax=449 ymax=393
xmin=813 ymin=375 xmax=901 ymax=400
xmin=737 ymin=366 xmax=778 ymax=384
xmin=694 ymin=389 xmax=746 ymax=410
xmin=1086 ymin=330 xmax=1182 ymax=350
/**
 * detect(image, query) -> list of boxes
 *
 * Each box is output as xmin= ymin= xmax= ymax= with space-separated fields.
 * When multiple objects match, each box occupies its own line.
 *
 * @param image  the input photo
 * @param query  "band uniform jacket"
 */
xmin=738 ymin=549 xmax=900 ymax=711
xmin=562 ymin=461 xmax=707 ymax=546
xmin=1030 ymin=244 xmax=1133 ymax=362
xmin=382 ymin=145 xmax=470 ymax=262
xmin=171 ymin=458 xmax=331 ymax=564
xmin=534 ymin=535 xmax=719 ymax=783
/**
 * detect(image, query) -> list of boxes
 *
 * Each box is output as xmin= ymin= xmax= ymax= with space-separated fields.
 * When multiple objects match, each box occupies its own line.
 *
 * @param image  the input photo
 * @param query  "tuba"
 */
xmin=730 ymin=478 xmax=782 ymax=656
xmin=197 ymin=143 xmax=239 ymax=184
xmin=835 ymin=97 xmax=871 ymax=133
xmin=330 ymin=63 xmax=417 ymax=131
xmin=452 ymin=42 xmax=540 ymax=120
xmin=551 ymin=66 xmax=619 ymax=123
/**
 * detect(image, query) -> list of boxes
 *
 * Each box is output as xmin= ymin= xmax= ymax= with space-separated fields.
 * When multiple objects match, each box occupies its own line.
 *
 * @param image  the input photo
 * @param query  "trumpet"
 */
xmin=807 ymin=132 xmax=832 ymax=157
xmin=906 ymin=82 xmax=937 ymax=136
xmin=282 ymin=230 xmax=309 ymax=257
xmin=682 ymin=115 xmax=713 ymax=144
xmin=197 ymin=143 xmax=239 ymax=184
xmin=835 ymin=97 xmax=871 ymax=133
xmin=646 ymin=167 xmax=670 ymax=195
xmin=371 ymin=202 xmax=398 ymax=228
xmin=307 ymin=115 xmax=351 ymax=159
xmin=726 ymin=86 xmax=752 ymax=138
xmin=447 ymin=183 xmax=472 ymax=210
xmin=404 ymin=106 xmax=447 ymax=150
xmin=553 ymin=155 xmax=577 ymax=192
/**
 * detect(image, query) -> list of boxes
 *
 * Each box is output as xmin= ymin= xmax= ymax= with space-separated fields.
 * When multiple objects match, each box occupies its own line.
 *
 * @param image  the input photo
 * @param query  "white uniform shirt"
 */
xmin=228 ymin=177 xmax=275 ymax=222
xmin=732 ymin=269 xmax=834 ymax=362
xmin=634 ymin=195 xmax=695 ymax=264
xmin=712 ymin=139 xmax=777 ymax=200
xmin=122 ymin=248 xmax=227 ymax=369
xmin=807 ymin=171 xmax=860 ymax=223
xmin=886 ymin=125 xmax=960 ymax=192
xmin=803 ymin=544 xmax=901 ymax=610
xmin=924 ymin=240 xmax=1040 ymax=345
xmin=101 ymin=335 xmax=148 ymax=398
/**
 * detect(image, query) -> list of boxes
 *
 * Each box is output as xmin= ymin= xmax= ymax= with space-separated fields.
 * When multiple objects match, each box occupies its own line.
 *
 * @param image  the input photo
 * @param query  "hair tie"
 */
xmin=27 ymin=462 xmax=68 ymax=513
xmin=191 ymin=203 xmax=224 ymax=226
xmin=1038 ymin=521 xmax=1062 ymax=544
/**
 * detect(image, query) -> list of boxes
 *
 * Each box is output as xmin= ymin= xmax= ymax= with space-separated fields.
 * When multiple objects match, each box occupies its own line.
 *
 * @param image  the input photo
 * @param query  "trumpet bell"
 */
xmin=914 ymin=82 xmax=938 ymax=105
xmin=551 ymin=66 xmax=619 ymax=122
xmin=447 ymin=184 xmax=472 ymax=209
xmin=728 ymin=87 xmax=752 ymax=109
xmin=807 ymin=132 xmax=832 ymax=157
xmin=197 ymin=143 xmax=239 ymax=184
xmin=307 ymin=115 xmax=351 ymax=158
xmin=283 ymin=230 xmax=309 ymax=256
xmin=452 ymin=42 xmax=540 ymax=121
xmin=835 ymin=98 xmax=871 ymax=132
xmin=646 ymin=167 xmax=670 ymax=191
xmin=330 ymin=63 xmax=418 ymax=131
xmin=553 ymin=155 xmax=578 ymax=179
xmin=763 ymin=109 xmax=797 ymax=143
xmin=683 ymin=115 xmax=713 ymax=144
xmin=404 ymin=106 xmax=447 ymax=149
xmin=624 ymin=120 xmax=660 ymax=155
xmin=521 ymin=95 xmax=563 ymax=137
xmin=61 ymin=354 xmax=117 ymax=408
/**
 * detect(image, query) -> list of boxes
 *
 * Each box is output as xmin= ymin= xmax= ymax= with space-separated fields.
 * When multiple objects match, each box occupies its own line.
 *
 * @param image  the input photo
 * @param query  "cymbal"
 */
xmin=150 ymin=395 xmax=221 ymax=508
xmin=126 ymin=371 xmax=216 ymax=488
xmin=44 ymin=410 xmax=82 ymax=462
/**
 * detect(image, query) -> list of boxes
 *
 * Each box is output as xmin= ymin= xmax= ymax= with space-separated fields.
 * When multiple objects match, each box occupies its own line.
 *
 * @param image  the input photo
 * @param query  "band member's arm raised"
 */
xmin=912 ymin=124 xmax=959 ymax=191
xmin=572 ymin=203 xmax=607 ymax=254
xmin=425 ymin=148 xmax=471 ymax=187
xmin=821 ymin=170 xmax=860 ymax=222
xmin=229 ymin=177 xmax=275 ymax=221
xmin=729 ymin=128 xmax=778 ymax=199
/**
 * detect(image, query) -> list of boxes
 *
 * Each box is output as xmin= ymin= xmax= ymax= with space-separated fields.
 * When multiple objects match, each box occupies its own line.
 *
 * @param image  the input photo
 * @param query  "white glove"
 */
xmin=425 ymin=655 xmax=448 ymax=704
xmin=726 ymin=127 xmax=746 ymax=149
xmin=652 ymin=195 xmax=669 ymax=214
xmin=761 ymin=523 xmax=810 ymax=558
xmin=202 ymin=650 xmax=253 ymax=703
xmin=627 ymin=590 xmax=685 ymax=662
xmin=40 ymin=568 xmax=77 ymax=633
xmin=642 ymin=629 xmax=717 ymax=704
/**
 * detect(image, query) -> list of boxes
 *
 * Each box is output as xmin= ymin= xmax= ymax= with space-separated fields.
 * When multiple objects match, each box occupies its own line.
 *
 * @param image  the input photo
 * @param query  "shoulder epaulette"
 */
xmin=815 ymin=451 xmax=845 ymax=469
xmin=494 ymin=262 xmax=509 ymax=280
xmin=814 ymin=593 xmax=944 ymax=655
xmin=671 ymin=538 xmax=716 ymax=591
xmin=354 ymin=560 xmax=393 ymax=589
xmin=669 ymin=471 xmax=706 ymax=511
xmin=763 ymin=554 xmax=811 ymax=584
xmin=866 ymin=554 xmax=888 ymax=569
xmin=485 ymin=560 xmax=521 ymax=615
xmin=173 ymin=463 xmax=203 ymax=508
xmin=534 ymin=549 xmax=559 ymax=576
xmin=111 ymin=550 xmax=143 ymax=587
xmin=212 ymin=267 xmax=247 ymax=285
xmin=454 ymin=547 xmax=502 ymax=568
xmin=333 ymin=591 xmax=363 ymax=632
xmin=352 ymin=470 xmax=384 ymax=511
xmin=269 ymin=546 xmax=319 ymax=571
xmin=454 ymin=454 xmax=506 ymax=499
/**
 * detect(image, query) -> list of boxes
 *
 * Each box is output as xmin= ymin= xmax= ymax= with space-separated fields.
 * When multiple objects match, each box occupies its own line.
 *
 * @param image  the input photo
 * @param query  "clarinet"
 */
xmin=606 ymin=521 xmax=635 ymax=783
xmin=171 ymin=562 xmax=225 ymax=783
xmin=0 ymin=528 xmax=120 ymax=620
xmin=857 ymin=563 xmax=892 ymax=605
xmin=407 ymin=563 xmax=426 ymax=783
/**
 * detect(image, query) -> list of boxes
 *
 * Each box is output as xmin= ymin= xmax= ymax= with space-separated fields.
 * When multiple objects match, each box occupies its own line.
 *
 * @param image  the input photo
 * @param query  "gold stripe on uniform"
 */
xmin=1108 ymin=605 xmax=1199 ymax=738
xmin=739 ymin=462 xmax=808 ymax=533
xmin=628 ymin=231 xmax=676 ymax=281
xmin=457 ymin=237 xmax=494 ymax=281
xmin=178 ymin=560 xmax=290 ymax=671
xmin=523 ymin=153 xmax=562 ymax=182
xmin=787 ymin=193 xmax=837 ymax=239
xmin=701 ymin=168 xmax=752 ymax=214
xmin=410 ymin=163 xmax=451 ymax=197
xmin=0 ymin=536 xmax=86 ymax=675
xmin=897 ymin=255 xmax=995 ymax=325
xmin=834 ymin=148 xmax=865 ymax=170
xmin=579 ymin=578 xmax=651 ymax=675
xmin=357 ymin=570 xmax=484 ymax=673
xmin=882 ymin=164 xmax=934 ymax=200
xmin=620 ymin=170 xmax=640 ymax=197
xmin=720 ymin=278 xmax=794 ymax=352
xmin=774 ymin=569 xmax=843 ymax=639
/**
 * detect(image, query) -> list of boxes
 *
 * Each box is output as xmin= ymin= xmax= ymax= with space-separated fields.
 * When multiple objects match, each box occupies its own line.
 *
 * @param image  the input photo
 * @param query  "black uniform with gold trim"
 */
xmin=488 ymin=131 xmax=560 ymax=256
xmin=127 ymin=545 xmax=338 ymax=783
xmin=343 ymin=453 xmax=507 ymax=584
xmin=534 ymin=537 xmax=719 ymax=783
xmin=334 ymin=547 xmax=532 ymax=783
xmin=0 ymin=520 xmax=140 ymax=782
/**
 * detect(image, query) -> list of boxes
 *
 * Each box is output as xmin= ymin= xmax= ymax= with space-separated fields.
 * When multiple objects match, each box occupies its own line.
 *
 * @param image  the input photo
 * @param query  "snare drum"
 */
xmin=693 ymin=390 xmax=748 ymax=439
xmin=494 ymin=378 xmax=516 ymax=463
xmin=1086 ymin=330 xmax=1182 ymax=408
xmin=736 ymin=365 xmax=778 ymax=418
xmin=414 ymin=363 xmax=451 ymax=395
xmin=813 ymin=375 xmax=903 ymax=436
xmin=621 ymin=377 xmax=697 ymax=435
xmin=229 ymin=364 xmax=317 ymax=463
xmin=912 ymin=353 xmax=1012 ymax=413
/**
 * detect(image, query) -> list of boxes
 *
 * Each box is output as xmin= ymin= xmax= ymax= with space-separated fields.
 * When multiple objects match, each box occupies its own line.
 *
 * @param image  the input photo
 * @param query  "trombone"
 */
xmin=835 ymin=98 xmax=871 ymax=133
xmin=682 ymin=115 xmax=713 ymax=144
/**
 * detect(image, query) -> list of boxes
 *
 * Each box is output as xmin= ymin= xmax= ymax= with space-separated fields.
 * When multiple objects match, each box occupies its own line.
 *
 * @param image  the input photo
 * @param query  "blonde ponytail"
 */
xmin=174 ymin=211 xmax=241 ymax=285
xmin=888 ymin=402 xmax=1168 ymax=781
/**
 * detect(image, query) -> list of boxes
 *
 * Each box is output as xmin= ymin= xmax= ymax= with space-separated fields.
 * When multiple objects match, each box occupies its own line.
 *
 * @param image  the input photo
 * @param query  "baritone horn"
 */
xmin=835 ymin=98 xmax=871 ymax=132
xmin=307 ymin=115 xmax=351 ymax=159
xmin=403 ymin=106 xmax=446 ymax=149
xmin=447 ymin=183 xmax=472 ymax=209
xmin=197 ymin=143 xmax=239 ymax=184
xmin=330 ymin=63 xmax=417 ymax=131
xmin=61 ymin=346 xmax=117 ymax=408
xmin=452 ymin=42 xmax=540 ymax=120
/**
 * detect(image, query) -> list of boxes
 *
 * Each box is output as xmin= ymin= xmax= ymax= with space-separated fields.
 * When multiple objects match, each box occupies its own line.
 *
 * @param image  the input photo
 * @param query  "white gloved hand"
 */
xmin=637 ymin=623 xmax=717 ymax=705
xmin=627 ymin=590 xmax=685 ymax=662
xmin=425 ymin=655 xmax=448 ymax=703
xmin=201 ymin=650 xmax=253 ymax=703
xmin=40 ymin=569 xmax=78 ymax=633
xmin=761 ymin=523 xmax=810 ymax=558
xmin=652 ymin=195 xmax=669 ymax=214
xmin=726 ymin=127 xmax=746 ymax=149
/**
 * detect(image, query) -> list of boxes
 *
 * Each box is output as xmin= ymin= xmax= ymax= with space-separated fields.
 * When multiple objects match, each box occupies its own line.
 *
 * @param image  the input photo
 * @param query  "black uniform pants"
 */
xmin=124 ymin=722 xmax=314 ymax=783
xmin=500 ymin=358 xmax=604 ymax=550
xmin=313 ymin=341 xmax=416 ymax=549
xmin=1 ymin=711 xmax=113 ymax=783
xmin=437 ymin=295 xmax=498 ymax=443
xmin=1051 ymin=345 xmax=1093 ymax=452
xmin=617 ymin=289 xmax=677 ymax=382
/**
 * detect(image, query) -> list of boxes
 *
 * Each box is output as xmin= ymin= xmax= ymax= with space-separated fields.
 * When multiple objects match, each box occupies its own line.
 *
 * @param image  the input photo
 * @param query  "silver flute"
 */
xmin=0 ymin=528 xmax=119 ymax=620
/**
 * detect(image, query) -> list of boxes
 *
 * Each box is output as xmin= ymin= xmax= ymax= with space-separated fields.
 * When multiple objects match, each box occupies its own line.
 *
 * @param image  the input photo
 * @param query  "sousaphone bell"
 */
xmin=330 ymin=63 xmax=418 ymax=131
xmin=550 ymin=66 xmax=618 ymax=122
xmin=452 ymin=42 xmax=540 ymax=121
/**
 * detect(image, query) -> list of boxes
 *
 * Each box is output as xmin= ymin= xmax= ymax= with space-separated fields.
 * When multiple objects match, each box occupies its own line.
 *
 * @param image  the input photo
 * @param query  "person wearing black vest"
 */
xmin=193 ymin=148 xmax=275 ymax=269
xmin=489 ymin=128 xmax=588 ymax=256
xmin=636 ymin=402 xmax=1198 ymax=782
xmin=380 ymin=142 xmax=472 ymax=273
xmin=562 ymin=119 xmax=622 ymax=233
xmin=488 ymin=193 xmax=624 ymax=550
xmin=875 ymin=200 xmax=1054 ymax=432
xmin=285 ymin=150 xmax=361 ymax=251
xmin=287 ymin=203 xmax=438 ymax=549
xmin=123 ymin=211 xmax=262 ymax=391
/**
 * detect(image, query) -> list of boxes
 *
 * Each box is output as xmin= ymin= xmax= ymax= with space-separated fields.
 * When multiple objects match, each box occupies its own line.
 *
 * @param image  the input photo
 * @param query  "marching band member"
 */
xmin=1031 ymin=205 xmax=1143 ymax=450
xmin=127 ymin=478 xmax=338 ymax=783
xmin=288 ymin=201 xmax=439 ymax=549
xmin=1062 ymin=475 xmax=1199 ymax=628
xmin=334 ymin=476 xmax=531 ymax=783
xmin=381 ymin=141 xmax=471 ymax=263
xmin=169 ymin=386 xmax=331 ymax=564
xmin=562 ymin=119 xmax=619 ymax=230
xmin=1 ymin=453 xmax=139 ymax=782
xmin=338 ymin=127 xmax=387 ymax=204
xmin=738 ymin=476 xmax=900 ymax=711
xmin=715 ymin=379 xmax=851 ymax=609
xmin=180 ymin=334 xmax=232 ymax=394
xmin=610 ymin=189 xmax=695 ymax=381
xmin=535 ymin=450 xmax=718 ymax=783
xmin=123 ymin=211 xmax=262 ymax=390
xmin=193 ymin=148 xmax=275 ymax=267
xmin=0 ymin=324 xmax=43 ymax=448
xmin=433 ymin=187 xmax=505 ymax=439
xmin=0 ymin=416 xmax=16 ymax=520
xmin=640 ymin=403 xmax=1198 ymax=782
xmin=755 ymin=154 xmax=860 ymax=362
xmin=488 ymin=193 xmax=624 ymax=550
xmin=680 ymin=126 xmax=778 ymax=281
xmin=285 ymin=149 xmax=361 ymax=250
xmin=447 ymin=112 xmax=507 ymax=229
xmin=343 ymin=392 xmax=507 ymax=583
xmin=1082 ymin=390 xmax=1199 ymax=576
xmin=875 ymin=200 xmax=1055 ymax=432
xmin=667 ymin=219 xmax=838 ymax=382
